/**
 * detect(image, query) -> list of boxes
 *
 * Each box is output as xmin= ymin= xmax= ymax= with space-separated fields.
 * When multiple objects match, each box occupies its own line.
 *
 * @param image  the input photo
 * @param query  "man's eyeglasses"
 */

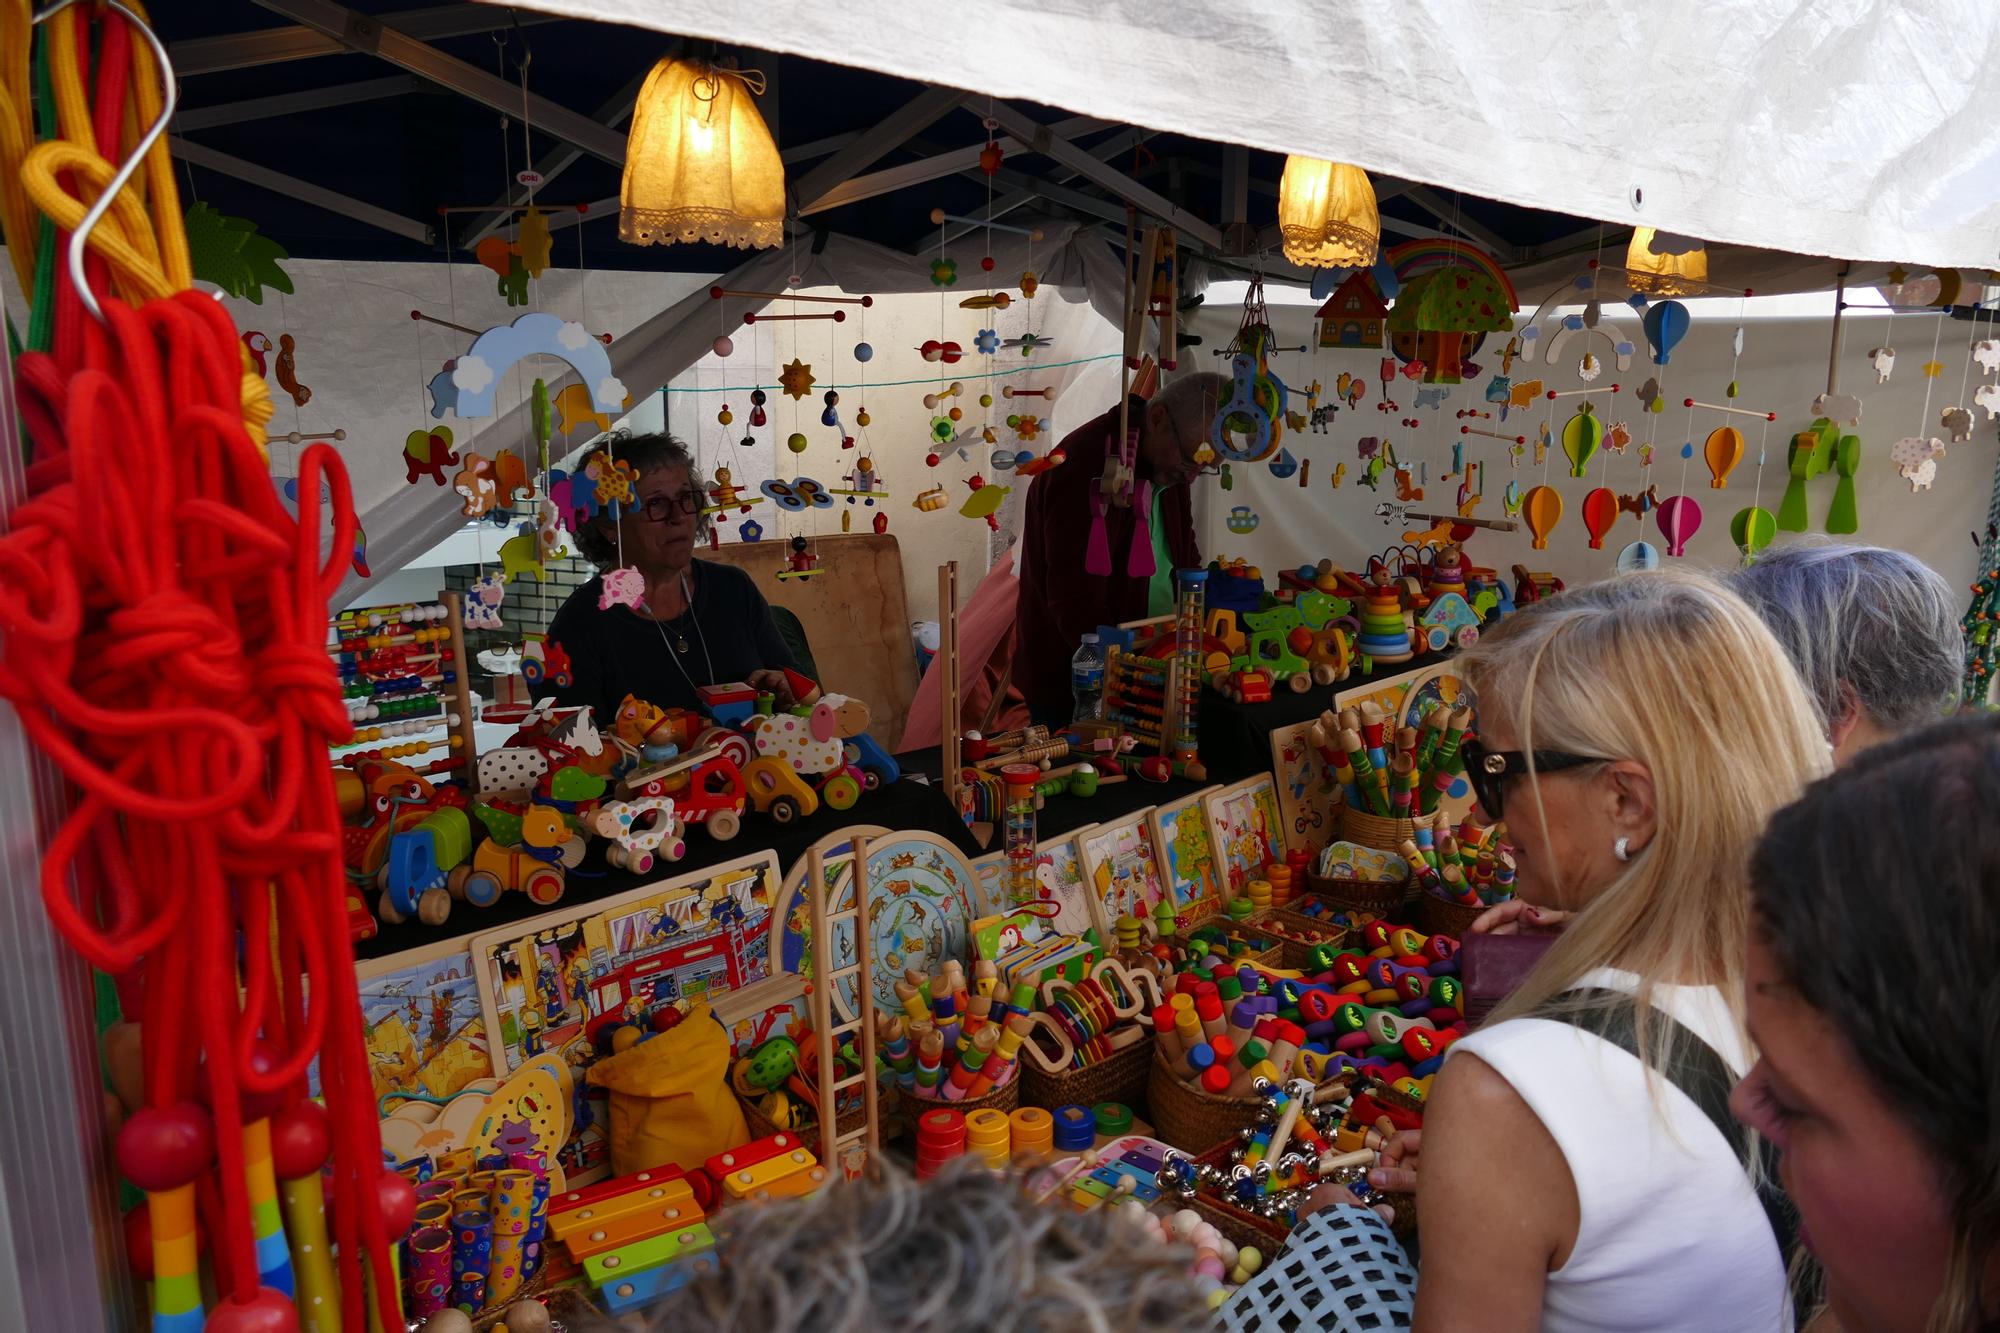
xmin=1459 ymin=738 xmax=1606 ymax=819
xmin=636 ymin=492 xmax=702 ymax=522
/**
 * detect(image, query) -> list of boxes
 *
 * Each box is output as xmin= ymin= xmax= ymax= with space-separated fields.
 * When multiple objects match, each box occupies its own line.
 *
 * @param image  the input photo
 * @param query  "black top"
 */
xmin=533 ymin=560 xmax=795 ymax=724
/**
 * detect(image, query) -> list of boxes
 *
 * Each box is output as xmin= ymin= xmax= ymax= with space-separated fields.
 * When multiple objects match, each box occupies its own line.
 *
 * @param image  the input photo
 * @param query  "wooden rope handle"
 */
xmin=1019 ymin=1011 xmax=1075 ymax=1074
xmin=1085 ymin=958 xmax=1146 ymax=1019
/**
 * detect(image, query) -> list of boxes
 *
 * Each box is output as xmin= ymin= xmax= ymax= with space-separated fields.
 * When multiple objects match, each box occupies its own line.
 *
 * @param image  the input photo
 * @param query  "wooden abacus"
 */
xmin=328 ymin=591 xmax=480 ymax=789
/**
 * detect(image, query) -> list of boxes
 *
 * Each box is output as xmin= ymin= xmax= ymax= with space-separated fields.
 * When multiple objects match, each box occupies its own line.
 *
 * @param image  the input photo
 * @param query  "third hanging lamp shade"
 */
xmin=1277 ymin=156 xmax=1379 ymax=268
xmin=620 ymin=56 xmax=784 ymax=250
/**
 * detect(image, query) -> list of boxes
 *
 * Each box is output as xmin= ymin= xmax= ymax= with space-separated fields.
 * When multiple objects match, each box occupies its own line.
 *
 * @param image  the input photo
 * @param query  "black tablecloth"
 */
xmin=355 ymin=775 xmax=979 ymax=961
xmin=1196 ymin=647 xmax=1454 ymax=785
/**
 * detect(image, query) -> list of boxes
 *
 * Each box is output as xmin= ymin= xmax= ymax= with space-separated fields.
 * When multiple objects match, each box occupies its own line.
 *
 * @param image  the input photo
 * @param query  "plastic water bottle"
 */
xmin=1070 ymin=633 xmax=1106 ymax=722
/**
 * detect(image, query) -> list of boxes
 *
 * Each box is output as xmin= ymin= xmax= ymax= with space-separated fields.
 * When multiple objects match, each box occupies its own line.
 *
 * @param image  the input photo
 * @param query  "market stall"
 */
xmin=2 ymin=1 xmax=1997 ymax=1329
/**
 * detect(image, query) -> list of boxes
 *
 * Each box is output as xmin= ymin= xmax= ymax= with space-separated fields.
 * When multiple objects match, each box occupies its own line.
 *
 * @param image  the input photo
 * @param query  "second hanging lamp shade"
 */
xmin=1277 ymin=156 xmax=1380 ymax=268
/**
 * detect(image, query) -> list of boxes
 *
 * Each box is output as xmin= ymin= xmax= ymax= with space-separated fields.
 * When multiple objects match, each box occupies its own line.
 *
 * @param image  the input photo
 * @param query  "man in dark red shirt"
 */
xmin=1013 ymin=373 xmax=1229 ymax=724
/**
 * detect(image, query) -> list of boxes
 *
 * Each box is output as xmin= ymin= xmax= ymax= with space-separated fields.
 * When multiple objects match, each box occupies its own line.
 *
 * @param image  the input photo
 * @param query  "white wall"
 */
xmin=1185 ymin=284 xmax=1998 ymax=594
xmin=665 ymin=283 xmax=1124 ymax=623
xmin=209 ymin=257 xmax=713 ymax=521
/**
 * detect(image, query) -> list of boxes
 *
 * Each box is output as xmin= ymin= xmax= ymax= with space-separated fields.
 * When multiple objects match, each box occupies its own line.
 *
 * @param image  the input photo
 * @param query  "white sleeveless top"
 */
xmin=1446 ymin=967 xmax=1789 ymax=1333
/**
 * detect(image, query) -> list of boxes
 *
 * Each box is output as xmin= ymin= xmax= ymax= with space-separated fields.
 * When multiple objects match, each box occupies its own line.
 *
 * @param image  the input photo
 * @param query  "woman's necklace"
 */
xmin=640 ymin=569 xmax=715 ymax=690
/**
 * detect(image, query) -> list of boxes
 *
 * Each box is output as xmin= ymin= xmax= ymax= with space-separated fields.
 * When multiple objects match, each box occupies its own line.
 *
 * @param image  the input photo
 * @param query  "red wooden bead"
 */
xmin=117 ymin=1104 xmax=214 ymax=1192
xmin=377 ymin=1169 xmax=419 ymax=1240
xmin=203 ymin=1288 xmax=299 ymax=1333
xmin=270 ymin=1101 xmax=331 ymax=1180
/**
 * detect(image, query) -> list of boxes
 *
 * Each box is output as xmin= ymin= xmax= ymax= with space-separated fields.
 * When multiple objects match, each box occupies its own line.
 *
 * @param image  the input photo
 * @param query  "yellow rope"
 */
xmin=5 ymin=0 xmax=262 ymax=448
xmin=0 ymin=0 xmax=33 ymax=295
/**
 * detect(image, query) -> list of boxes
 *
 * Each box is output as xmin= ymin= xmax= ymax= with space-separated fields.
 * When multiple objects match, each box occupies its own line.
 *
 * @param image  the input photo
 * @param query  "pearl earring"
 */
xmin=1614 ymin=836 xmax=1631 ymax=862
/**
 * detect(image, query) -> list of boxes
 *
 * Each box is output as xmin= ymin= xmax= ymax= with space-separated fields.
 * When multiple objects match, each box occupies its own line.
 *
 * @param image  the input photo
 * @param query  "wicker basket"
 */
xmin=1379 ymin=1187 xmax=1418 ymax=1241
xmin=1254 ymin=909 xmax=1355 ymax=972
xmin=1021 ymin=1031 xmax=1155 ymax=1117
xmin=1183 ymin=914 xmax=1286 ymax=969
xmin=471 ymin=1284 xmax=602 ymax=1331
xmin=1147 ymin=1052 xmax=1264 ymax=1152
xmin=739 ymin=1090 xmax=870 ymax=1144
xmin=896 ymin=1075 xmax=1021 ymax=1128
xmin=1188 ymin=1140 xmax=1291 ymax=1253
xmin=1305 ymin=870 xmax=1409 ymax=917
xmin=1338 ymin=805 xmax=1429 ymax=854
xmin=1415 ymin=887 xmax=1486 ymax=939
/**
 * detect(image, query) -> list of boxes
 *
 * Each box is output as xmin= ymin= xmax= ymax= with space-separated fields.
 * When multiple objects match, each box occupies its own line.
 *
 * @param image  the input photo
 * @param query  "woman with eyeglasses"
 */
xmin=533 ymin=433 xmax=798 ymax=724
xmin=1399 ymin=569 xmax=1830 ymax=1331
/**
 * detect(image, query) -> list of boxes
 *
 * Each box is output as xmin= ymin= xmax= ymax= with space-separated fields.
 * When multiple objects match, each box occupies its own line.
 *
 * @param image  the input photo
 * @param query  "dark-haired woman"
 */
xmin=532 ymin=433 xmax=797 ymax=724
xmin=1734 ymin=712 xmax=1999 ymax=1332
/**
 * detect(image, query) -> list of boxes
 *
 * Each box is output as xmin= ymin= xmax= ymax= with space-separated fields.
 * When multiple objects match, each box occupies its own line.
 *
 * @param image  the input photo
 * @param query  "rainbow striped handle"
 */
xmin=149 ymin=1184 xmax=203 ymax=1333
xmin=240 ymin=1119 xmax=295 ymax=1298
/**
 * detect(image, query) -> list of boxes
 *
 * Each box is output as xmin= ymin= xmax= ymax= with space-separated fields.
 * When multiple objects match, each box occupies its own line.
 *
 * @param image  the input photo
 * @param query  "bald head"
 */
xmin=1140 ymin=372 xmax=1230 ymax=487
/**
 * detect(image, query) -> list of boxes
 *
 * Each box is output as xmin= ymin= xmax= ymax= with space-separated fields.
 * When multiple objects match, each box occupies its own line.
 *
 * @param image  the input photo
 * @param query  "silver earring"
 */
xmin=1614 ymin=836 xmax=1631 ymax=862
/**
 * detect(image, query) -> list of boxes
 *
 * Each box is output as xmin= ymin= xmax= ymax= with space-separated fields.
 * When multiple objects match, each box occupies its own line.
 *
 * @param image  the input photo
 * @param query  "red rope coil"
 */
xmin=1 ymin=287 xmax=396 ymax=1330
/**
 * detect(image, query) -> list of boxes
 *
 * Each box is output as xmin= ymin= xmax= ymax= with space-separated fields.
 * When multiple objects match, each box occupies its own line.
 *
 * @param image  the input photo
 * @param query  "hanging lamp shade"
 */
xmin=1277 ymin=156 xmax=1379 ymax=268
xmin=1626 ymin=227 xmax=1709 ymax=296
xmin=620 ymin=57 xmax=784 ymax=250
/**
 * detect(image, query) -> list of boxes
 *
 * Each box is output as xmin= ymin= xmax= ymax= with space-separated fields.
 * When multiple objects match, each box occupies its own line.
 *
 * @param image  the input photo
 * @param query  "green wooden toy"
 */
xmin=1826 ymin=433 xmax=1861 ymax=534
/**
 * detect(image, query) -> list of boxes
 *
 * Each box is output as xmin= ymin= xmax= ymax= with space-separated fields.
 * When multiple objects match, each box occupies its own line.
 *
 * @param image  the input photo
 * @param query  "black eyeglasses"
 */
xmin=1460 ymin=738 xmax=1606 ymax=819
xmin=636 ymin=491 xmax=702 ymax=522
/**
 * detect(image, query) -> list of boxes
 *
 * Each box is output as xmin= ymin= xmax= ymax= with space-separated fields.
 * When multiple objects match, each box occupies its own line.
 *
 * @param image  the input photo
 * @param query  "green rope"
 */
xmin=26 ymin=29 xmax=58 ymax=357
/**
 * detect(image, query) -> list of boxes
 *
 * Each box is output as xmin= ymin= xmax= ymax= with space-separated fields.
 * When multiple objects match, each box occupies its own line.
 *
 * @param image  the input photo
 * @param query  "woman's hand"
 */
xmin=1297 ymin=1181 xmax=1397 ymax=1228
xmin=1469 ymin=900 xmax=1570 ymax=936
xmin=746 ymin=668 xmax=795 ymax=708
xmin=1368 ymin=1129 xmax=1422 ymax=1194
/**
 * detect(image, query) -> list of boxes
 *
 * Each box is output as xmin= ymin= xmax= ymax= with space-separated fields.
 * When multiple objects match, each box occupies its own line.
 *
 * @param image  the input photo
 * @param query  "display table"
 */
xmin=354 ymin=774 xmax=979 ymax=961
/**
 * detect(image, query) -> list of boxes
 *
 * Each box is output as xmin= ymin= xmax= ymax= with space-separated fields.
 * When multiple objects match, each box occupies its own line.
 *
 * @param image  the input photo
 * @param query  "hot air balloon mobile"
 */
xmin=1581 ymin=486 xmax=1620 ymax=550
xmin=1656 ymin=494 xmax=1703 ymax=557
xmin=1616 ymin=540 xmax=1661 ymax=573
xmin=1704 ymin=425 xmax=1744 ymax=488
xmin=1522 ymin=484 xmax=1564 ymax=550
xmin=1562 ymin=404 xmax=1605 ymax=478
xmin=1642 ymin=300 xmax=1690 ymax=366
xmin=1730 ymin=506 xmax=1776 ymax=562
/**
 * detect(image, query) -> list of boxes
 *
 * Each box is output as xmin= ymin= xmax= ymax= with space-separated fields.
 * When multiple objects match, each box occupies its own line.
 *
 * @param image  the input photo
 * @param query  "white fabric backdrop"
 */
xmin=505 ymin=0 xmax=2000 ymax=267
xmin=1182 ymin=292 xmax=2000 ymax=595
xmin=347 ymin=220 xmax=1134 ymax=604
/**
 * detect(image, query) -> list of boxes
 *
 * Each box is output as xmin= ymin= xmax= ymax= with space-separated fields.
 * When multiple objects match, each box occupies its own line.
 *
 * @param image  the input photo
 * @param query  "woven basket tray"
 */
xmin=1183 ymin=914 xmax=1286 ymax=969
xmin=739 ymin=1090 xmax=869 ymax=1144
xmin=1146 ymin=1052 xmax=1265 ymax=1153
xmin=1252 ymin=909 xmax=1355 ymax=972
xmin=896 ymin=1075 xmax=1021 ymax=1128
xmin=1021 ymin=1031 xmax=1155 ymax=1117
xmin=1188 ymin=1140 xmax=1291 ymax=1253
xmin=1415 ymin=887 xmax=1487 ymax=939
xmin=1305 ymin=870 xmax=1410 ymax=917
xmin=472 ymin=1280 xmax=596 ymax=1320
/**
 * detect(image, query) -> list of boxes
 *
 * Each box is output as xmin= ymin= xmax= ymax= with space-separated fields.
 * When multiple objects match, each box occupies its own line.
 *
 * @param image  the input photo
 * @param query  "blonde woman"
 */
xmin=1411 ymin=570 xmax=1830 ymax=1332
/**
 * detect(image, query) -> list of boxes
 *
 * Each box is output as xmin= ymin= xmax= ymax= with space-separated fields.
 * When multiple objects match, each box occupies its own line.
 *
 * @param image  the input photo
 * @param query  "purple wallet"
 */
xmin=1460 ymin=931 xmax=1557 ymax=1026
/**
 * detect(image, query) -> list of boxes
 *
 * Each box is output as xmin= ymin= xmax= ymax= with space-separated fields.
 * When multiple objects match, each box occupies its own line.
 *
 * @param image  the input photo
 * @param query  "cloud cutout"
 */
xmin=596 ymin=376 xmax=628 ymax=408
xmin=452 ymin=354 xmax=495 ymax=395
xmin=557 ymin=321 xmax=593 ymax=351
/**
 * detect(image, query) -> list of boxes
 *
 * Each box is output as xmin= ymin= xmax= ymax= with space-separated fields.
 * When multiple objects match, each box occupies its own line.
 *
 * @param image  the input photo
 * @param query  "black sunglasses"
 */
xmin=1460 ymin=738 xmax=1606 ymax=819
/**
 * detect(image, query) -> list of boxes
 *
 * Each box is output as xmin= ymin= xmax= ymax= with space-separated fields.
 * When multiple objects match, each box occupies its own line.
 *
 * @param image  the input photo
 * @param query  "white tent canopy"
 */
xmin=508 ymin=0 xmax=2000 ymax=269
